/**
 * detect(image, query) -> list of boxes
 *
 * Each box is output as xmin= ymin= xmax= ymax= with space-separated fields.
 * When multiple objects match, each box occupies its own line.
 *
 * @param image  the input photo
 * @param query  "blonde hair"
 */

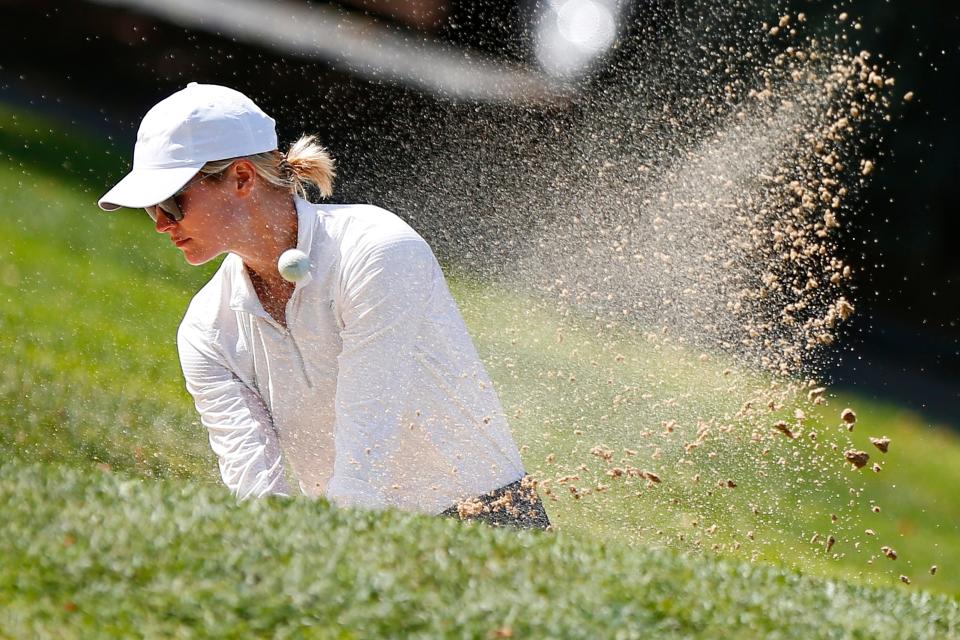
xmin=200 ymin=135 xmax=336 ymax=199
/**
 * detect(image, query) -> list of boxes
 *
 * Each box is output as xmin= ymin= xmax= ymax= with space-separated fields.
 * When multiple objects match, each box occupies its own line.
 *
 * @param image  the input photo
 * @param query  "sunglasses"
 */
xmin=145 ymin=171 xmax=219 ymax=222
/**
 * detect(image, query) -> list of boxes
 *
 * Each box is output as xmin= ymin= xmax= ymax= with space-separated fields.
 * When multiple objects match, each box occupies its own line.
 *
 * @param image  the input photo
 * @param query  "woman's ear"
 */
xmin=232 ymin=159 xmax=257 ymax=197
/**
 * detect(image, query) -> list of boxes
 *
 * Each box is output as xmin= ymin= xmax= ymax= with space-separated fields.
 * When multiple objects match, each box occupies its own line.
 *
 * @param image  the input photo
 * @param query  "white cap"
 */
xmin=98 ymin=82 xmax=278 ymax=211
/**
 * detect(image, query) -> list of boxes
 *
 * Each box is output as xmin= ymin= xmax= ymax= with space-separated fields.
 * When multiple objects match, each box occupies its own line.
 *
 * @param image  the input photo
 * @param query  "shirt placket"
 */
xmin=254 ymin=288 xmax=314 ymax=390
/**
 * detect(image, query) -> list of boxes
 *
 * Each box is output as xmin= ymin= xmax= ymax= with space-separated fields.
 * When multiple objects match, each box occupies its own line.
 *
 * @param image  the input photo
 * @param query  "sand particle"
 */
xmin=836 ymin=298 xmax=855 ymax=321
xmin=869 ymin=436 xmax=890 ymax=453
xmin=844 ymin=449 xmax=869 ymax=469
xmin=457 ymin=499 xmax=485 ymax=519
xmin=773 ymin=420 xmax=796 ymax=439
xmin=881 ymin=546 xmax=897 ymax=560
xmin=590 ymin=445 xmax=614 ymax=462
xmin=643 ymin=470 xmax=662 ymax=484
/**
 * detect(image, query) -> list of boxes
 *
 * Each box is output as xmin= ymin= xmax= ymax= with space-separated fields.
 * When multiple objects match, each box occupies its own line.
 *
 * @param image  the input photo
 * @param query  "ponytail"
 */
xmin=282 ymin=135 xmax=336 ymax=199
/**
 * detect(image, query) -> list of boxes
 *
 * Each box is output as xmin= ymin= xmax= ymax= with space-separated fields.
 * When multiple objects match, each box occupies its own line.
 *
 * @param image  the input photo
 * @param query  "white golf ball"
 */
xmin=278 ymin=249 xmax=310 ymax=283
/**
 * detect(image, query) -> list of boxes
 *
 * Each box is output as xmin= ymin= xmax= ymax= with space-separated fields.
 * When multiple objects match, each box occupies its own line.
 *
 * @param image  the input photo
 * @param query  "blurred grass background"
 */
xmin=0 ymin=98 xmax=957 ymax=633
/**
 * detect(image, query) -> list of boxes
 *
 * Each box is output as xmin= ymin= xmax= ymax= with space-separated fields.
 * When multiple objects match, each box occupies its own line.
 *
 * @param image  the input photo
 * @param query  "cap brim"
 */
xmin=97 ymin=163 xmax=206 ymax=211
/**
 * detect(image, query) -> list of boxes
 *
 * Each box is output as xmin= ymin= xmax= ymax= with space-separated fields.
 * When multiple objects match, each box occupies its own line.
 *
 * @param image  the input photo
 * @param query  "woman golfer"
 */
xmin=98 ymin=83 xmax=548 ymax=530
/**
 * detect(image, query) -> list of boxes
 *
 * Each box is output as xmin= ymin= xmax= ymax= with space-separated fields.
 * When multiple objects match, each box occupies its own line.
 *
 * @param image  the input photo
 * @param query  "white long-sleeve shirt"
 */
xmin=176 ymin=196 xmax=525 ymax=514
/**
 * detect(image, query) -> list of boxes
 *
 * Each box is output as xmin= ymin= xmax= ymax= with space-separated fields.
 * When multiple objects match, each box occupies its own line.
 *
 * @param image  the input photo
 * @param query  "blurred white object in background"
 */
xmin=533 ymin=0 xmax=628 ymax=79
xmin=85 ymin=0 xmax=573 ymax=105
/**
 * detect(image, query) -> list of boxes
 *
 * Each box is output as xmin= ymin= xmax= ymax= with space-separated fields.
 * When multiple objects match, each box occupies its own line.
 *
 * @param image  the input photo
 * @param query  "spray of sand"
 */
xmin=362 ymin=2 xmax=918 ymax=580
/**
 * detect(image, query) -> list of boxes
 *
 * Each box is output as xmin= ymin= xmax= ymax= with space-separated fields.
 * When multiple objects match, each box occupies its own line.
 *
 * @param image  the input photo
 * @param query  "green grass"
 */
xmin=1 ymin=101 xmax=959 ymax=636
xmin=1 ymin=460 xmax=957 ymax=639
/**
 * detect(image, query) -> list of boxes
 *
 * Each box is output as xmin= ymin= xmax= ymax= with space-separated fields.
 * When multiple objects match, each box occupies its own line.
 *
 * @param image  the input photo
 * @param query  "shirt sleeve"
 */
xmin=178 ymin=324 xmax=292 ymax=501
xmin=324 ymin=237 xmax=437 ymax=510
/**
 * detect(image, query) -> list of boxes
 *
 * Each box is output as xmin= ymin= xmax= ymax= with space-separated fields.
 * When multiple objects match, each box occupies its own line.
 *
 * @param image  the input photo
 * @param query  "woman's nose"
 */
xmin=154 ymin=209 xmax=177 ymax=233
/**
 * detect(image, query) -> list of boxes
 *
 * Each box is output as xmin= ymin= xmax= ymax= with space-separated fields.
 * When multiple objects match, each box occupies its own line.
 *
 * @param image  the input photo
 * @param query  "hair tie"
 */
xmin=278 ymin=157 xmax=295 ymax=180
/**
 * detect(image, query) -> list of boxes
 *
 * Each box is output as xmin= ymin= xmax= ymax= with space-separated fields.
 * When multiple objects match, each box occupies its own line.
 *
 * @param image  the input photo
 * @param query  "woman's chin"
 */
xmin=181 ymin=247 xmax=209 ymax=266
xmin=182 ymin=247 xmax=224 ymax=267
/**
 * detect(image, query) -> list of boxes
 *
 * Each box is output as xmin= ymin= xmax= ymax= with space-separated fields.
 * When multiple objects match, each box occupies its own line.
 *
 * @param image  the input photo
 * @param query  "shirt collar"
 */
xmin=228 ymin=195 xmax=317 ymax=316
